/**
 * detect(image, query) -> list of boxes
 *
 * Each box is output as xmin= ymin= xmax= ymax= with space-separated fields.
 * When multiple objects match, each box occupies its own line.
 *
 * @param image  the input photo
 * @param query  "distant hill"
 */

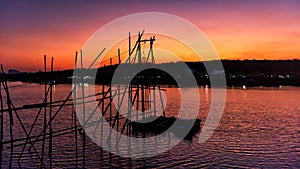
xmin=3 ymin=60 xmax=300 ymax=87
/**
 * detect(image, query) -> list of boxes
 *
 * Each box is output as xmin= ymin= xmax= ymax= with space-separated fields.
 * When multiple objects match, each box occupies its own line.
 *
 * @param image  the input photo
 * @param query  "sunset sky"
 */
xmin=0 ymin=0 xmax=299 ymax=72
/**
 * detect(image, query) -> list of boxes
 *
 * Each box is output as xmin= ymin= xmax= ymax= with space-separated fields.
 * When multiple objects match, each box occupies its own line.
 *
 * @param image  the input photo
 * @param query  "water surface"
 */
xmin=1 ymin=83 xmax=299 ymax=168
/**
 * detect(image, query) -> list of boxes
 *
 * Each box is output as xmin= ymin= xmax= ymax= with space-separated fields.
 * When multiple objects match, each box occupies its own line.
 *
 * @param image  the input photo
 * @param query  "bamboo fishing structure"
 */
xmin=0 ymin=31 xmax=169 ymax=168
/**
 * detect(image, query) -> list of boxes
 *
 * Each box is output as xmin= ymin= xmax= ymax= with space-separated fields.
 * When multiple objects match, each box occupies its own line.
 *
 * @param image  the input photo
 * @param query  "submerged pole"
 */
xmin=0 ymin=65 xmax=14 ymax=168
xmin=41 ymin=54 xmax=47 ymax=166
xmin=80 ymin=50 xmax=86 ymax=168
xmin=141 ymin=85 xmax=145 ymax=119
xmin=153 ymin=85 xmax=156 ymax=117
xmin=73 ymin=51 xmax=79 ymax=168
xmin=49 ymin=56 xmax=54 ymax=168
xmin=100 ymin=83 xmax=104 ymax=159
xmin=0 ymin=71 xmax=3 ymax=168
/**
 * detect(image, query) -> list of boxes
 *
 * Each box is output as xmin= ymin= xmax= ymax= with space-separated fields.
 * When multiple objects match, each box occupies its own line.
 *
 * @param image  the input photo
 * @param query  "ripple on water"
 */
xmin=1 ymin=84 xmax=300 ymax=168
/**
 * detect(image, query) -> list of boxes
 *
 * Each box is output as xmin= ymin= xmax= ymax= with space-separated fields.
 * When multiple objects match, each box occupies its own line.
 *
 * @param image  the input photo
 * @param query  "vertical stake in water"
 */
xmin=0 ymin=71 xmax=4 ymax=168
xmin=73 ymin=51 xmax=79 ymax=168
xmin=1 ymin=65 xmax=46 ymax=168
xmin=80 ymin=50 xmax=86 ymax=168
xmin=127 ymin=84 xmax=131 ymax=156
xmin=1 ymin=65 xmax=14 ymax=168
xmin=100 ymin=83 xmax=104 ymax=159
xmin=117 ymin=83 xmax=120 ymax=140
xmin=127 ymin=83 xmax=132 ymax=155
xmin=109 ymin=81 xmax=113 ymax=165
xmin=141 ymin=84 xmax=145 ymax=119
xmin=49 ymin=56 xmax=54 ymax=168
xmin=153 ymin=85 xmax=156 ymax=117
xmin=136 ymin=85 xmax=139 ymax=121
xmin=158 ymin=85 xmax=165 ymax=118
xmin=41 ymin=55 xmax=47 ymax=167
xmin=117 ymin=48 xmax=121 ymax=139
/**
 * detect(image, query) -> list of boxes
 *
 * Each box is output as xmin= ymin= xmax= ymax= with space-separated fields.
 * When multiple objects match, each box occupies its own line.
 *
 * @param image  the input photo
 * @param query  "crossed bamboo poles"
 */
xmin=0 ymin=31 xmax=166 ymax=168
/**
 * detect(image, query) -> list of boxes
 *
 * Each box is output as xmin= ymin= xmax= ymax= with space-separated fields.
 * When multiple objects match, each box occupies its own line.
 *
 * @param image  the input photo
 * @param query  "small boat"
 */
xmin=131 ymin=116 xmax=201 ymax=140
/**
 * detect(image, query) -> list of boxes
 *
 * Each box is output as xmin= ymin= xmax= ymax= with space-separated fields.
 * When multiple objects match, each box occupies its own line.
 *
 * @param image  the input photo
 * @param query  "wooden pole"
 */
xmin=118 ymin=48 xmax=121 ymax=64
xmin=18 ymin=86 xmax=51 ymax=166
xmin=3 ymin=68 xmax=13 ymax=168
xmin=73 ymin=51 xmax=79 ymax=168
xmin=138 ymin=32 xmax=142 ymax=63
xmin=0 ymin=72 xmax=4 ymax=168
xmin=1 ymin=65 xmax=46 ymax=168
xmin=141 ymin=85 xmax=145 ymax=119
xmin=49 ymin=56 xmax=54 ymax=168
xmin=129 ymin=32 xmax=131 ymax=63
xmin=100 ymin=84 xmax=104 ymax=159
xmin=80 ymin=50 xmax=86 ymax=168
xmin=88 ymin=48 xmax=105 ymax=69
xmin=29 ymin=87 xmax=76 ymax=152
xmin=136 ymin=85 xmax=139 ymax=121
xmin=41 ymin=54 xmax=47 ymax=166
xmin=158 ymin=83 xmax=165 ymax=118
xmin=153 ymin=85 xmax=156 ymax=117
xmin=117 ymin=84 xmax=120 ymax=139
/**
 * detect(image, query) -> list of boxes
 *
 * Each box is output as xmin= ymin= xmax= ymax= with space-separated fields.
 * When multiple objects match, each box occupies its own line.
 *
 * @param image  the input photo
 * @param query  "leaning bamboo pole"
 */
xmin=0 ymin=70 xmax=4 ymax=168
xmin=0 ymin=31 xmax=166 ymax=168
xmin=73 ymin=51 xmax=79 ymax=168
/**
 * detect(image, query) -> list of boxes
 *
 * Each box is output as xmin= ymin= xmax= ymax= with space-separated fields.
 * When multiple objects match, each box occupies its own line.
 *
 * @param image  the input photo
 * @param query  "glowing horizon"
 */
xmin=0 ymin=1 xmax=299 ymax=72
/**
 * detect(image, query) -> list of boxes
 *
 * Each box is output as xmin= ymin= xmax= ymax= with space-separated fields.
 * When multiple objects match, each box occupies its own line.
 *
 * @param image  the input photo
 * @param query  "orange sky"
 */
xmin=99 ymin=34 xmax=200 ymax=67
xmin=0 ymin=1 xmax=299 ymax=72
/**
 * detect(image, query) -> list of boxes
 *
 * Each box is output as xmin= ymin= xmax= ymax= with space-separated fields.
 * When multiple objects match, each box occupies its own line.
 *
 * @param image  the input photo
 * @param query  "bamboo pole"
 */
xmin=0 ymin=72 xmax=4 ymax=168
xmin=118 ymin=48 xmax=121 ymax=64
xmin=100 ymin=84 xmax=104 ymax=159
xmin=0 ymin=65 xmax=14 ymax=168
xmin=49 ymin=56 xmax=54 ymax=168
xmin=73 ymin=51 xmax=79 ymax=168
xmin=29 ymin=87 xmax=76 ymax=150
xmin=41 ymin=55 xmax=47 ymax=166
xmin=128 ymin=32 xmax=131 ymax=63
xmin=1 ymin=65 xmax=46 ymax=168
xmin=18 ymin=86 xmax=51 ymax=166
xmin=80 ymin=50 xmax=86 ymax=168
xmin=153 ymin=85 xmax=156 ymax=117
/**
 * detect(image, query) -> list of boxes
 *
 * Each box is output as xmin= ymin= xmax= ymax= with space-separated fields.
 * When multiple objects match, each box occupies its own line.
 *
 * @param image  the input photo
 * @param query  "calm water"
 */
xmin=1 ymin=82 xmax=299 ymax=168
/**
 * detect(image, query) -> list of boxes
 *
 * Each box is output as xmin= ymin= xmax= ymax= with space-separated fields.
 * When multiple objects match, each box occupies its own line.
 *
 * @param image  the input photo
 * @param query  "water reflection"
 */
xmin=1 ymin=83 xmax=299 ymax=168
